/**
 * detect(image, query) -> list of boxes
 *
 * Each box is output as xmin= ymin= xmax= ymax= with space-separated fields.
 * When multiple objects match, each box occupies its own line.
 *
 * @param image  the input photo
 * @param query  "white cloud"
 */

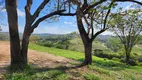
xmin=1 ymin=24 xmax=113 ymax=35
xmin=101 ymin=31 xmax=114 ymax=35
xmin=0 ymin=6 xmax=5 ymax=12
xmin=64 ymin=21 xmax=77 ymax=27
xmin=124 ymin=3 xmax=142 ymax=11
xmin=1 ymin=25 xmax=8 ymax=32
xmin=17 ymin=9 xmax=25 ymax=17
xmin=0 ymin=6 xmax=25 ymax=17
xmin=33 ymin=26 xmax=76 ymax=34
xmin=1 ymin=25 xmax=24 ymax=33
xmin=64 ymin=21 xmax=73 ymax=25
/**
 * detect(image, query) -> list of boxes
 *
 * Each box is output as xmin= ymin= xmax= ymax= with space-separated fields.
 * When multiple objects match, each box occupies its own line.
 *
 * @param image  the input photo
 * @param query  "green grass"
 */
xmin=28 ymin=44 xmax=142 ymax=80
xmin=132 ymin=45 xmax=142 ymax=55
xmin=69 ymin=38 xmax=108 ymax=52
xmin=5 ymin=66 xmax=69 ymax=80
xmin=29 ymin=43 xmax=85 ymax=61
xmin=85 ymin=73 xmax=100 ymax=80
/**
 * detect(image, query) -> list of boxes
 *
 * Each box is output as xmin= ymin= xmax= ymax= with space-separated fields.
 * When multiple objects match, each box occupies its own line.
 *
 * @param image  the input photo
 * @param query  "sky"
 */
xmin=0 ymin=0 xmax=142 ymax=35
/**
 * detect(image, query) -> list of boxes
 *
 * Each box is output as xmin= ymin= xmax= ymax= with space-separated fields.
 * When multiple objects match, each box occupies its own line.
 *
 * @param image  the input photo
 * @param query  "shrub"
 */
xmin=138 ymin=58 xmax=142 ymax=62
xmin=94 ymin=49 xmax=121 ymax=59
xmin=120 ymin=57 xmax=137 ymax=66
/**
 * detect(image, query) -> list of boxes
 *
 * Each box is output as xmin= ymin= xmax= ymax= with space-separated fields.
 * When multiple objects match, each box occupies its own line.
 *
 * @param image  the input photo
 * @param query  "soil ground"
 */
xmin=0 ymin=41 xmax=89 ymax=80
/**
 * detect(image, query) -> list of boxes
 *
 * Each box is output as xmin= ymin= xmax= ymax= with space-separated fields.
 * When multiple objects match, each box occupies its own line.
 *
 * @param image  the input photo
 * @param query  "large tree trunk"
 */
xmin=6 ymin=0 xmax=24 ymax=69
xmin=125 ymin=48 xmax=131 ymax=64
xmin=124 ymin=45 xmax=132 ymax=64
xmin=84 ymin=42 xmax=92 ymax=64
xmin=125 ymin=52 xmax=130 ymax=64
xmin=76 ymin=8 xmax=92 ymax=65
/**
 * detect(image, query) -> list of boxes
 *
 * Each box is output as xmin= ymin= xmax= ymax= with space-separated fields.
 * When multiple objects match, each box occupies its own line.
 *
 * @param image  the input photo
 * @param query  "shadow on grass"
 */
xmin=91 ymin=59 xmax=130 ymax=71
xmin=70 ymin=56 xmax=130 ymax=71
xmin=63 ymin=57 xmax=130 ymax=71
xmin=35 ymin=63 xmax=85 ymax=72
xmin=4 ymin=64 xmax=85 ymax=80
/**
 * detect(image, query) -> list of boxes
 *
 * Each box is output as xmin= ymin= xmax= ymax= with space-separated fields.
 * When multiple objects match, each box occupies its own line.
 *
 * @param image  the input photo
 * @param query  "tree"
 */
xmin=5 ymin=0 xmax=74 ymax=70
xmin=75 ymin=0 xmax=115 ymax=64
xmin=110 ymin=9 xmax=142 ymax=64
xmin=71 ymin=0 xmax=142 ymax=65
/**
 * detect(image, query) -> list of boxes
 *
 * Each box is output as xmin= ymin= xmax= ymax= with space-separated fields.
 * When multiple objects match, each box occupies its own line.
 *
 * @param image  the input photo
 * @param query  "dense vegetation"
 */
xmin=32 ymin=32 xmax=142 ymax=65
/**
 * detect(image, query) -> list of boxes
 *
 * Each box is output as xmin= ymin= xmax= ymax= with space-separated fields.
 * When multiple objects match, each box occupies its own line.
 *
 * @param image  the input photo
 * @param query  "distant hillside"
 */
xmin=0 ymin=32 xmax=112 ymax=42
xmin=96 ymin=35 xmax=112 ymax=42
xmin=32 ymin=33 xmax=60 ymax=38
xmin=35 ymin=32 xmax=111 ymax=42
xmin=35 ymin=32 xmax=112 ymax=52
xmin=0 ymin=32 xmax=60 ymax=38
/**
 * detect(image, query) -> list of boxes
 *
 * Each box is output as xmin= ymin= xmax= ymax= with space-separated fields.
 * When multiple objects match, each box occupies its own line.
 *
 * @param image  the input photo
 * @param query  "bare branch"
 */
xmin=115 ymin=0 xmax=142 ymax=6
xmin=58 ymin=12 xmax=76 ymax=16
xmin=32 ymin=0 xmax=50 ymax=20
xmin=57 ymin=0 xmax=60 ymax=10
xmin=91 ymin=28 xmax=107 ymax=41
xmin=25 ymin=0 xmax=32 ymax=20
xmin=103 ymin=0 xmax=114 ymax=29
xmin=31 ymin=10 xmax=65 ymax=32
xmin=83 ymin=0 xmax=106 ymax=14
xmin=76 ymin=7 xmax=89 ymax=40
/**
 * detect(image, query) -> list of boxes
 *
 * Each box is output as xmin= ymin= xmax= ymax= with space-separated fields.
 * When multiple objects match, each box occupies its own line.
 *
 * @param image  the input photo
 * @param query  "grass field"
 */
xmin=27 ymin=44 xmax=142 ymax=80
xmin=69 ymin=38 xmax=108 ymax=52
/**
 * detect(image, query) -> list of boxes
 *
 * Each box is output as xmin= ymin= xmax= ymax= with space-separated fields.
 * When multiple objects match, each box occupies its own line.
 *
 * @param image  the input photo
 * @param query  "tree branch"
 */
xmin=58 ymin=13 xmax=76 ymax=16
xmin=76 ymin=7 xmax=89 ymax=41
xmin=90 ymin=0 xmax=114 ymax=41
xmin=25 ymin=0 xmax=32 ymax=20
xmin=32 ymin=0 xmax=50 ymax=20
xmin=103 ymin=0 xmax=114 ymax=29
xmin=83 ymin=0 xmax=106 ymax=14
xmin=82 ymin=0 xmax=88 ymax=9
xmin=91 ymin=28 xmax=107 ymax=41
xmin=115 ymin=0 xmax=142 ymax=6
xmin=30 ymin=10 xmax=66 ymax=32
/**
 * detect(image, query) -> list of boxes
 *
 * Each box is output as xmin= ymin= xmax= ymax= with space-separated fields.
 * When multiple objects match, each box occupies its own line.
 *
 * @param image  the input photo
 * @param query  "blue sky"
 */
xmin=0 ymin=0 xmax=142 ymax=35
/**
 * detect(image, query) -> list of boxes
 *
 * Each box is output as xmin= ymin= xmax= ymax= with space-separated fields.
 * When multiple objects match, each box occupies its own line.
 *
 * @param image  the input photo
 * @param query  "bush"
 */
xmin=129 ymin=59 xmax=137 ymax=66
xmin=94 ymin=49 xmax=121 ymax=59
xmin=138 ymin=58 xmax=142 ymax=62
xmin=120 ymin=57 xmax=137 ymax=66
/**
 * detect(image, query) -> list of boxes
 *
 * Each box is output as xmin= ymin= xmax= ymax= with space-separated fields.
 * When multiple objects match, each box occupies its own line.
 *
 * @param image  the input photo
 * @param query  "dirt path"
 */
xmin=0 ymin=41 xmax=87 ymax=79
xmin=0 ymin=41 xmax=80 ymax=68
